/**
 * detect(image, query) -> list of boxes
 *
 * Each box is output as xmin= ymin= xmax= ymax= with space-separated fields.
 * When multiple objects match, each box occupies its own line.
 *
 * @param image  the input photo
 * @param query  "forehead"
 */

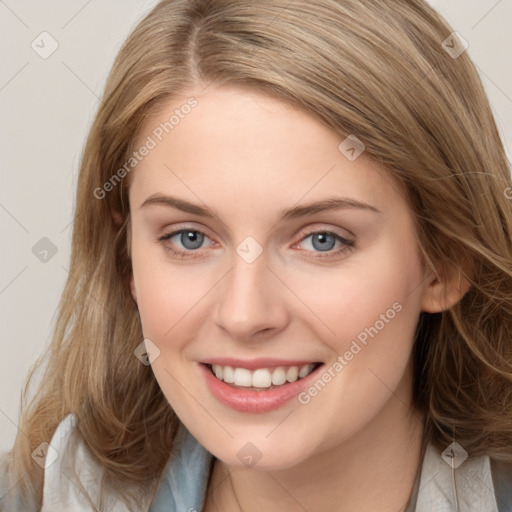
xmin=128 ymin=85 xmax=404 ymax=216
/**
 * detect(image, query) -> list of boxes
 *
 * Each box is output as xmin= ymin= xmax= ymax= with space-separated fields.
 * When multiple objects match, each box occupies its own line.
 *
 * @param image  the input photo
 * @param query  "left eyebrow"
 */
xmin=278 ymin=197 xmax=382 ymax=220
xmin=139 ymin=194 xmax=382 ymax=219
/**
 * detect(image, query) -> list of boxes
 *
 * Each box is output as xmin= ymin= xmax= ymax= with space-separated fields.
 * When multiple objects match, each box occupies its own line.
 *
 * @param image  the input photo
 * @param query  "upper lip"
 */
xmin=201 ymin=357 xmax=322 ymax=370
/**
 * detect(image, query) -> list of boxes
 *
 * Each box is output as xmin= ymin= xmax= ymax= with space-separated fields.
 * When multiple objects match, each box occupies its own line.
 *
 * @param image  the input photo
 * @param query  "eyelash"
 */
xmin=157 ymin=227 xmax=355 ymax=260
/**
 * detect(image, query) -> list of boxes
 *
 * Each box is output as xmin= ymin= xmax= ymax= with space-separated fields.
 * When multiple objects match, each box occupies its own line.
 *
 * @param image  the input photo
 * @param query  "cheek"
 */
xmin=133 ymin=265 xmax=176 ymax=341
xmin=131 ymin=237 xmax=214 ymax=343
xmin=131 ymin=252 xmax=209 ymax=416
xmin=287 ymin=251 xmax=424 ymax=451
xmin=136 ymin=278 xmax=204 ymax=350
xmin=319 ymin=239 xmax=424 ymax=411
xmin=292 ymin=232 xmax=425 ymax=380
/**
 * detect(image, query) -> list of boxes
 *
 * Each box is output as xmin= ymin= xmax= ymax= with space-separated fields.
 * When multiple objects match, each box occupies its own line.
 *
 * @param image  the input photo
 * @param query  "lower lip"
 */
xmin=199 ymin=363 xmax=324 ymax=413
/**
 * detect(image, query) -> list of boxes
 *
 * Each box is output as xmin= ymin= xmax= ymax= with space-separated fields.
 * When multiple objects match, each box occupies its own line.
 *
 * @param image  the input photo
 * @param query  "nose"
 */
xmin=213 ymin=249 xmax=290 ymax=342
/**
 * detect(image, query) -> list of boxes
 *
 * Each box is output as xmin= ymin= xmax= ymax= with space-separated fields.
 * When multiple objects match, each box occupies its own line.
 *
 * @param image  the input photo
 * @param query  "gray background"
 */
xmin=1 ymin=0 xmax=511 ymax=453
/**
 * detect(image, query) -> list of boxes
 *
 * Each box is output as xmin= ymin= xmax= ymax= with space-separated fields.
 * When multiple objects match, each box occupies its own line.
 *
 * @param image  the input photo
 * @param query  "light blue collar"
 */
xmin=149 ymin=423 xmax=213 ymax=512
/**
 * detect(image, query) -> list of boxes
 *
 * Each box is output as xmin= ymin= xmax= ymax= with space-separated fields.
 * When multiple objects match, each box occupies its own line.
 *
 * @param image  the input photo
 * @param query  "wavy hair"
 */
xmin=2 ymin=0 xmax=512 ymax=510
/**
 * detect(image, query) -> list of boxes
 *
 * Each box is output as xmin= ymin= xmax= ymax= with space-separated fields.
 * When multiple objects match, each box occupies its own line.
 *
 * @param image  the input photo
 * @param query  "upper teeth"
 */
xmin=211 ymin=364 xmax=316 ymax=387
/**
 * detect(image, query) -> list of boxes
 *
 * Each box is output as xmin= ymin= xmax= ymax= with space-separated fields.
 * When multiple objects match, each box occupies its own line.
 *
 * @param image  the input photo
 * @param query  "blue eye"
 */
xmin=296 ymin=230 xmax=355 ymax=259
xmin=173 ymin=230 xmax=205 ymax=250
xmin=158 ymin=228 xmax=355 ymax=260
xmin=159 ymin=229 xmax=211 ymax=257
xmin=304 ymin=232 xmax=337 ymax=251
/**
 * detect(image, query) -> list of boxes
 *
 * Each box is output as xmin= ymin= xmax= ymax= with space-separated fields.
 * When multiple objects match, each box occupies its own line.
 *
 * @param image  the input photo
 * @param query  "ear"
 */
xmin=112 ymin=209 xmax=123 ymax=227
xmin=421 ymin=259 xmax=472 ymax=313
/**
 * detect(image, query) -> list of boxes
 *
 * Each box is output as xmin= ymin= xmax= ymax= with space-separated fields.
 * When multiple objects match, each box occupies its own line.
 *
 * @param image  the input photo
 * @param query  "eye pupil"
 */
xmin=181 ymin=230 xmax=204 ymax=250
xmin=312 ymin=233 xmax=336 ymax=252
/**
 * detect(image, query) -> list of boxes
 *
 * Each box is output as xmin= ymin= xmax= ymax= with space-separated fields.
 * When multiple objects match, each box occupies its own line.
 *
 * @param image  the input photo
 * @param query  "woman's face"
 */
xmin=128 ymin=84 xmax=430 ymax=469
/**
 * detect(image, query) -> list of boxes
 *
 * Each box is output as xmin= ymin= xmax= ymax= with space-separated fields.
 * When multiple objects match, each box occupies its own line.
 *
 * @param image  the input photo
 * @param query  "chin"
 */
xmin=204 ymin=434 xmax=314 ymax=471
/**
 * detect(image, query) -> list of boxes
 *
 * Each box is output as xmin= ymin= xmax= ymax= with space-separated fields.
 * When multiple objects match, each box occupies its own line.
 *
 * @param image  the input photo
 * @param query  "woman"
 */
xmin=1 ymin=0 xmax=511 ymax=510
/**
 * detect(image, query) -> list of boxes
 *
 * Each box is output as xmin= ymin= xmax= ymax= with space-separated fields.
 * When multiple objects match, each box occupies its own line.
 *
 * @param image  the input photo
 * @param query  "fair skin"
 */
xmin=128 ymin=84 xmax=468 ymax=511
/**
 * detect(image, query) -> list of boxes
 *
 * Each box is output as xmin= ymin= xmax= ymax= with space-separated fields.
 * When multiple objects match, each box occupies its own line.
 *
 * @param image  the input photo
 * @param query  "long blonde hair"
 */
xmin=2 ymin=0 xmax=512 ymax=510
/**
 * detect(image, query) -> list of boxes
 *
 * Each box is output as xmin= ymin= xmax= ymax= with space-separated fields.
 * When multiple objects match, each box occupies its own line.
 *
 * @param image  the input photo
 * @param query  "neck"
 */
xmin=205 ymin=373 xmax=425 ymax=512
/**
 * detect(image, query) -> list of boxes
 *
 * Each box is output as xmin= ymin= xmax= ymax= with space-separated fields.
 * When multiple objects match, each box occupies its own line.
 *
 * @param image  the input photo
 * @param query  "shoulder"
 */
xmin=41 ymin=415 xmax=214 ymax=512
xmin=0 ymin=417 xmax=83 ymax=512
xmin=490 ymin=456 xmax=512 ymax=512
xmin=41 ymin=414 xmax=136 ymax=511
xmin=414 ymin=443 xmax=512 ymax=511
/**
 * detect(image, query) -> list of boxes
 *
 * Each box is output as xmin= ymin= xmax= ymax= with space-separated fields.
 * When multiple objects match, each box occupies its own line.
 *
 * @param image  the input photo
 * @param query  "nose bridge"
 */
xmin=214 ymin=244 xmax=287 ymax=339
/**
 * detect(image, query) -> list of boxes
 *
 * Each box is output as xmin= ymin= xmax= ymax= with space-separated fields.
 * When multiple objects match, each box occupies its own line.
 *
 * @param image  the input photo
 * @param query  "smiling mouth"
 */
xmin=205 ymin=362 xmax=323 ymax=391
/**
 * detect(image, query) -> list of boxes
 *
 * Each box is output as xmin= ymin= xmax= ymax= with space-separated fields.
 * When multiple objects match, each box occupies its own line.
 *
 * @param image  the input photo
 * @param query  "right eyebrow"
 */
xmin=140 ymin=194 xmax=215 ymax=217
